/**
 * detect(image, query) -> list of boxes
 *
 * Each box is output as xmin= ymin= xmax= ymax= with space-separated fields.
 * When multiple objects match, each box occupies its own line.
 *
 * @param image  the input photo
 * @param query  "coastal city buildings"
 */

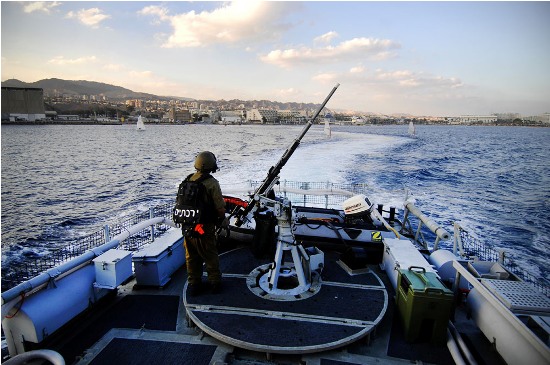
xmin=457 ymin=115 xmax=498 ymax=124
xmin=1 ymin=86 xmax=549 ymax=126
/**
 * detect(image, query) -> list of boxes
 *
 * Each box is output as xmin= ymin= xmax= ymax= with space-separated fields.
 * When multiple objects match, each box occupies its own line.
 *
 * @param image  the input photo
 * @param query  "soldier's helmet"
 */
xmin=194 ymin=151 xmax=218 ymax=172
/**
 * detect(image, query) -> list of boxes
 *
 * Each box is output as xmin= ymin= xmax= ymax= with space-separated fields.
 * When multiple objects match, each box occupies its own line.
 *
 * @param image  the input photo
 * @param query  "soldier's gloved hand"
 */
xmin=220 ymin=217 xmax=229 ymax=229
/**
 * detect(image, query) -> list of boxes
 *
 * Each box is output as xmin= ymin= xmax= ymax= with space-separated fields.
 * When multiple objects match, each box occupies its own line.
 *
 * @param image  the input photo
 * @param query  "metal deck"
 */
xmin=184 ymin=248 xmax=388 ymax=354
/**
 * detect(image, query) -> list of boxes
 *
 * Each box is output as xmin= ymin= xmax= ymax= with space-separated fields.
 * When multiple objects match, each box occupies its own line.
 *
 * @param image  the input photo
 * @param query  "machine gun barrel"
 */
xmin=234 ymin=83 xmax=340 ymax=225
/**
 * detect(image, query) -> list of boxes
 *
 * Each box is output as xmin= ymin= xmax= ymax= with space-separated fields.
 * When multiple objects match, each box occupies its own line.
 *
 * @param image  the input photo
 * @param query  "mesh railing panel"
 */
xmin=249 ymin=180 xmax=370 ymax=208
xmin=459 ymin=228 xmax=549 ymax=297
xmin=1 ymin=202 xmax=174 ymax=292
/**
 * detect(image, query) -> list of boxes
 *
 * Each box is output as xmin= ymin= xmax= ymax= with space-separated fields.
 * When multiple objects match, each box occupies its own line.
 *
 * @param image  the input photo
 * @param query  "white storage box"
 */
xmin=308 ymin=247 xmax=324 ymax=273
xmin=93 ymin=249 xmax=133 ymax=289
xmin=132 ymin=229 xmax=185 ymax=287
xmin=381 ymin=237 xmax=436 ymax=290
xmin=301 ymin=246 xmax=324 ymax=275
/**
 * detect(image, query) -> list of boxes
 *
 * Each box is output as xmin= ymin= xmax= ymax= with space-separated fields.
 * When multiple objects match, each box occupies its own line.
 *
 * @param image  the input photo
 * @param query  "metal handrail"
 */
xmin=400 ymin=201 xmax=450 ymax=250
xmin=3 ymin=349 xmax=65 ymax=365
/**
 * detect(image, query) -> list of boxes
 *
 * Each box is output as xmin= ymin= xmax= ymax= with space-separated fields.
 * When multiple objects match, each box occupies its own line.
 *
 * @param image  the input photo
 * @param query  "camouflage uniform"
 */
xmin=183 ymin=171 xmax=225 ymax=287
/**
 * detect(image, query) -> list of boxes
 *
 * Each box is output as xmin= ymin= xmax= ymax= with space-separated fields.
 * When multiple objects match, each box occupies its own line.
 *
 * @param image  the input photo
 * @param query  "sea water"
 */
xmin=1 ymin=124 xmax=548 ymax=281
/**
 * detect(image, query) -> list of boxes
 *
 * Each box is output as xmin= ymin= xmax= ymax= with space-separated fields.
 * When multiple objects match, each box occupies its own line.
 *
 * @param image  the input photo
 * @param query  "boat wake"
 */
xmin=219 ymin=128 xmax=410 ymax=198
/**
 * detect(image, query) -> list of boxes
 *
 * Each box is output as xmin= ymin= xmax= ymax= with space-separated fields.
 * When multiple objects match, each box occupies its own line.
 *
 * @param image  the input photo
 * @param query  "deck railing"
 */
xmin=1 ymin=182 xmax=367 ymax=292
xmin=4 ymin=184 xmax=547 ymax=299
xmin=247 ymin=180 xmax=370 ymax=208
xmin=400 ymin=201 xmax=451 ymax=250
xmin=391 ymin=203 xmax=549 ymax=298
xmin=1 ymin=203 xmax=174 ymax=292
xmin=453 ymin=223 xmax=549 ymax=297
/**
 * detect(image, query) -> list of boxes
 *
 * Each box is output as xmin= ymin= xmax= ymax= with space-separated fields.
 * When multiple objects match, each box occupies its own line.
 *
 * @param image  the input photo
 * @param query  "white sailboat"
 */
xmin=324 ymin=118 xmax=331 ymax=138
xmin=137 ymin=115 xmax=146 ymax=131
xmin=408 ymin=121 xmax=416 ymax=137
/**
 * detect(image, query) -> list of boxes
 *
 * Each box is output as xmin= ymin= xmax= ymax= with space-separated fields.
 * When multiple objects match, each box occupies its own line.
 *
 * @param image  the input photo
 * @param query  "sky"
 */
xmin=1 ymin=1 xmax=549 ymax=116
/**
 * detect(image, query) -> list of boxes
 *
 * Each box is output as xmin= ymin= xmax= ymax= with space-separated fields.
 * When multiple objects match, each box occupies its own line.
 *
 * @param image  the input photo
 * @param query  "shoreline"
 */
xmin=0 ymin=120 xmax=192 ymax=126
xmin=2 ymin=120 xmax=548 ymax=127
xmin=1 ymin=120 xmax=123 ymax=125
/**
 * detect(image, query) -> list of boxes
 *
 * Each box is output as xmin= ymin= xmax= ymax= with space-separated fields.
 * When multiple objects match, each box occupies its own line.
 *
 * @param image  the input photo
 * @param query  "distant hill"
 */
xmin=2 ymin=79 xmax=29 ymax=88
xmin=1 ymin=78 xmax=179 ymax=101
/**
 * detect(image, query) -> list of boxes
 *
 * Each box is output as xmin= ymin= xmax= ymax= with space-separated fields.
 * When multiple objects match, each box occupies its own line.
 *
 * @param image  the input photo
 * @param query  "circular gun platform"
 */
xmin=184 ymin=247 xmax=388 ymax=354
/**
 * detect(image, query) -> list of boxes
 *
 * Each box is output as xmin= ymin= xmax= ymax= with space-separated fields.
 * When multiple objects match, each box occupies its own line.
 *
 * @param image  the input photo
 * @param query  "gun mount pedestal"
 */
xmin=256 ymin=198 xmax=320 ymax=300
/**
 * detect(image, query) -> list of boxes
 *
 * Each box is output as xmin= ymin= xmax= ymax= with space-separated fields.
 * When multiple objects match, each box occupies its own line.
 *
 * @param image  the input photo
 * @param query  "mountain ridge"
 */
xmin=1 ymin=78 xmax=183 ymax=101
xmin=1 ymin=78 xmax=325 ymax=112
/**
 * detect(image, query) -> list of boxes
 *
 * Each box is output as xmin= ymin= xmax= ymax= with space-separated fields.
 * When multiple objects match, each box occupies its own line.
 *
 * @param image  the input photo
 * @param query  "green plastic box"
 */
xmin=396 ymin=266 xmax=454 ymax=344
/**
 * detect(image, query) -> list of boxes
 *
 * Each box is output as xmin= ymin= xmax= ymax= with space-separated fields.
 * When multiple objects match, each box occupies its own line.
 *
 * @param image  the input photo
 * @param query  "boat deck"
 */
xmin=23 ymin=243 xmax=491 ymax=365
xmin=185 ymin=248 xmax=387 ymax=354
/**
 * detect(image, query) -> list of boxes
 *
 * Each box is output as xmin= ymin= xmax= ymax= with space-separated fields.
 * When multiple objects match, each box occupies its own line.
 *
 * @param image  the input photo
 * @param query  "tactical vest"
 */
xmin=173 ymin=174 xmax=215 ymax=231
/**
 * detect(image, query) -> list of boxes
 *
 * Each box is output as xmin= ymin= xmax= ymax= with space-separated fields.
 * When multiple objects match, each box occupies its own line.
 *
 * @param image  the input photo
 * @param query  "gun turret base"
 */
xmin=246 ymin=263 xmax=322 ymax=301
xmin=184 ymin=247 xmax=387 ymax=354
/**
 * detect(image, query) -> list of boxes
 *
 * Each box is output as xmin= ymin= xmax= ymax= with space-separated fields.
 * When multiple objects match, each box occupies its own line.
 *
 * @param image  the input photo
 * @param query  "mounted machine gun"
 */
xmin=232 ymin=83 xmax=340 ymax=226
xmin=231 ymin=84 xmax=340 ymax=296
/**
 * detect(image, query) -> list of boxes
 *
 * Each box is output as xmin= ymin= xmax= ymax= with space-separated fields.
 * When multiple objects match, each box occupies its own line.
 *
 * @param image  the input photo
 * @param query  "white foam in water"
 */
xmin=219 ymin=128 xmax=409 ymax=202
xmin=281 ymin=131 xmax=399 ymax=182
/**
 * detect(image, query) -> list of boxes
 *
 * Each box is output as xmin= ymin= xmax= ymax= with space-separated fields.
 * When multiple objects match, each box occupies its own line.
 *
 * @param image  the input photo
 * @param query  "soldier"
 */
xmin=182 ymin=151 xmax=228 ymax=295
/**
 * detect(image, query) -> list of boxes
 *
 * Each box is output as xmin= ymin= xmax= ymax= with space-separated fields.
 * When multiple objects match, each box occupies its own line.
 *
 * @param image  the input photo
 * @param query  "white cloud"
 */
xmin=276 ymin=87 xmax=301 ymax=99
xmin=139 ymin=2 xmax=298 ymax=48
xmin=129 ymin=70 xmax=153 ymax=78
xmin=302 ymin=43 xmax=487 ymax=115
xmin=315 ymin=67 xmax=463 ymax=92
xmin=139 ymin=5 xmax=169 ymax=20
xmin=102 ymin=64 xmax=125 ymax=72
xmin=23 ymin=2 xmax=61 ymax=14
xmin=311 ymin=67 xmax=469 ymax=114
xmin=261 ymin=37 xmax=400 ymax=68
xmin=66 ymin=8 xmax=111 ymax=28
xmin=314 ymin=31 xmax=338 ymax=44
xmin=48 ymin=56 xmax=97 ymax=65
xmin=1 ymin=56 xmax=21 ymax=67
xmin=312 ymin=73 xmax=339 ymax=83
xmin=376 ymin=70 xmax=413 ymax=80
